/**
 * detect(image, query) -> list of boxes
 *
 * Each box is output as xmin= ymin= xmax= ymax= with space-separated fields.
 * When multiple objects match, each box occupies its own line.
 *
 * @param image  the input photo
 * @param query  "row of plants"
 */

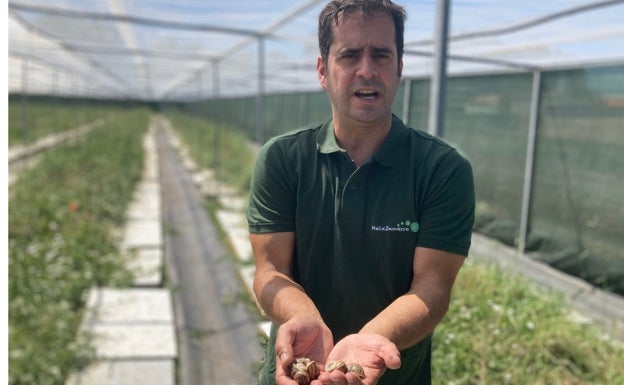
xmin=433 ymin=260 xmax=624 ymax=384
xmin=166 ymin=108 xmax=624 ymax=384
xmin=163 ymin=107 xmax=257 ymax=193
xmin=8 ymin=96 xmax=142 ymax=146
xmin=8 ymin=106 xmax=150 ymax=385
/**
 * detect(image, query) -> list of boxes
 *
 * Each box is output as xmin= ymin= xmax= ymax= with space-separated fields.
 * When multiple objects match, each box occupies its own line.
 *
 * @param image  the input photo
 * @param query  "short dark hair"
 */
xmin=318 ymin=0 xmax=406 ymax=67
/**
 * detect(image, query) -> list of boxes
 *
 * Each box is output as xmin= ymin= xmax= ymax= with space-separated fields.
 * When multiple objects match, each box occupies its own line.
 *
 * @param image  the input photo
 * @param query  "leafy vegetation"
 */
xmin=8 ymin=107 xmax=150 ymax=385
xmin=7 ymin=97 xmax=126 ymax=146
xmin=433 ymin=260 xmax=624 ymax=385
xmin=163 ymin=108 xmax=257 ymax=193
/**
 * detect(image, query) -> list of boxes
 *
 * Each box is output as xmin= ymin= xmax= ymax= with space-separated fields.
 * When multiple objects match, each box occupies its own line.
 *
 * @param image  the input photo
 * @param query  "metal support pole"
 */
xmin=196 ymin=72 xmax=202 ymax=163
xmin=300 ymin=92 xmax=309 ymax=128
xmin=212 ymin=60 xmax=221 ymax=190
xmin=518 ymin=70 xmax=542 ymax=255
xmin=427 ymin=0 xmax=450 ymax=137
xmin=20 ymin=58 xmax=30 ymax=140
xmin=256 ymin=37 xmax=266 ymax=144
xmin=402 ymin=78 xmax=412 ymax=125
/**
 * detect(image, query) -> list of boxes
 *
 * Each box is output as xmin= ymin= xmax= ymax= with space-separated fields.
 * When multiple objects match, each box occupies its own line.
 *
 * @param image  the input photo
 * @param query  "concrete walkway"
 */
xmin=159 ymin=117 xmax=264 ymax=385
xmin=66 ymin=118 xmax=177 ymax=385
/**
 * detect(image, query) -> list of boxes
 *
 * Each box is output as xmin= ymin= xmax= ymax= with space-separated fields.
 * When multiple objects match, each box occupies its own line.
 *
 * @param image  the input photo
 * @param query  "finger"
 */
xmin=276 ymin=328 xmax=295 ymax=367
xmin=344 ymin=371 xmax=365 ymax=385
xmin=380 ymin=343 xmax=401 ymax=370
xmin=328 ymin=369 xmax=348 ymax=384
xmin=275 ymin=353 xmax=300 ymax=385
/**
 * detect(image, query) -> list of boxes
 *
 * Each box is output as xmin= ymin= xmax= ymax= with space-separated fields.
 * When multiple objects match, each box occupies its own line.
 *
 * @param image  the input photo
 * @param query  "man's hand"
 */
xmin=275 ymin=315 xmax=334 ymax=385
xmin=317 ymin=333 xmax=400 ymax=385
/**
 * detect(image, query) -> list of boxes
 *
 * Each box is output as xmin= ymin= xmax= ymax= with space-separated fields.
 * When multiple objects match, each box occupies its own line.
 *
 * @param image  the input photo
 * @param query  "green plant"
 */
xmin=8 ymin=97 xmax=119 ymax=146
xmin=432 ymin=260 xmax=624 ymax=385
xmin=164 ymin=108 xmax=257 ymax=193
xmin=8 ymin=107 xmax=150 ymax=385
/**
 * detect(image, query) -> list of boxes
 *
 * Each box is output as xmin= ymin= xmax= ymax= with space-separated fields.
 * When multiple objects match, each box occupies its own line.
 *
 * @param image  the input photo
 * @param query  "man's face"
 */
xmin=317 ymin=11 xmax=403 ymax=128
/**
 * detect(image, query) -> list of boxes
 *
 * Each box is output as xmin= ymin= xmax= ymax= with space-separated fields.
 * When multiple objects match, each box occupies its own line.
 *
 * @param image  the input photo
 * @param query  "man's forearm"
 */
xmin=254 ymin=269 xmax=323 ymax=326
xmin=359 ymin=287 xmax=451 ymax=351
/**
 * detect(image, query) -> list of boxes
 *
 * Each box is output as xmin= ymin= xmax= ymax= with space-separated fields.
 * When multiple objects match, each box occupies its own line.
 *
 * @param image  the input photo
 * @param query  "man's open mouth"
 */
xmin=355 ymin=89 xmax=379 ymax=100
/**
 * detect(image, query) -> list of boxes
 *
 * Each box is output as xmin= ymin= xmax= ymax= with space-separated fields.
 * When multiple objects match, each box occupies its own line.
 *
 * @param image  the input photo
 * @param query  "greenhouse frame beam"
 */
xmin=406 ymin=0 xmax=624 ymax=47
xmin=9 ymin=50 xmax=132 ymax=98
xmin=161 ymin=0 xmax=325 ymax=111
xmin=257 ymin=37 xmax=266 ymax=144
xmin=9 ymin=11 xmax=137 ymax=96
xmin=404 ymin=49 xmax=539 ymax=71
xmin=427 ymin=0 xmax=450 ymax=138
xmin=518 ymin=70 xmax=542 ymax=255
xmin=53 ymin=43 xmax=219 ymax=62
xmin=9 ymin=2 xmax=264 ymax=37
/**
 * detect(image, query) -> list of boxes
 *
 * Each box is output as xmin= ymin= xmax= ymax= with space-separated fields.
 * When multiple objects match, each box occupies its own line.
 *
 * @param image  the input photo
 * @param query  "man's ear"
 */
xmin=398 ymin=58 xmax=403 ymax=78
xmin=317 ymin=55 xmax=327 ymax=89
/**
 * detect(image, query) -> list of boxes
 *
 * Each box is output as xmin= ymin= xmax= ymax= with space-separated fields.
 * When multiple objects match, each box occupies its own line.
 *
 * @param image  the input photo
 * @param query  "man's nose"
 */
xmin=357 ymin=55 xmax=377 ymax=79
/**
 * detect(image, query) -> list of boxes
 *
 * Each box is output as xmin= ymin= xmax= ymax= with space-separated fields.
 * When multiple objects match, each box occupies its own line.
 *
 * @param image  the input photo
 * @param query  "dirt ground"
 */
xmin=157 ymin=125 xmax=264 ymax=385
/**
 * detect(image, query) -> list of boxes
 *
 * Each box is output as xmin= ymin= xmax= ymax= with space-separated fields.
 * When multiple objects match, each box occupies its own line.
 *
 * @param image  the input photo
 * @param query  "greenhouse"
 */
xmin=7 ymin=1 xmax=624 ymax=385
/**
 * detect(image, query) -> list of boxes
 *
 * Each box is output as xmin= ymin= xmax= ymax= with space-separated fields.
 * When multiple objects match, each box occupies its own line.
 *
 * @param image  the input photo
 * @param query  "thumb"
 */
xmin=380 ymin=342 xmax=401 ymax=370
xmin=276 ymin=327 xmax=295 ymax=367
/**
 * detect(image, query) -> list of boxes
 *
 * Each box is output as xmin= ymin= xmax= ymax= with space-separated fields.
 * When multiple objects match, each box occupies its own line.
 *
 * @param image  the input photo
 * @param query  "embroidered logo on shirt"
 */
xmin=371 ymin=220 xmax=419 ymax=233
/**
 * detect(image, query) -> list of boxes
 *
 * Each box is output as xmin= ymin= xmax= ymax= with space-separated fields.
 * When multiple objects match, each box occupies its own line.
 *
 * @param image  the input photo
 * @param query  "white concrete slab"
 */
xmin=83 ymin=288 xmax=176 ymax=360
xmin=215 ymin=210 xmax=246 ymax=229
xmin=216 ymin=210 xmax=252 ymax=261
xmin=192 ymin=169 xmax=215 ymax=186
xmin=126 ymin=248 xmax=163 ymax=287
xmin=122 ymin=220 xmax=162 ymax=250
xmin=91 ymin=324 xmax=177 ymax=359
xmin=126 ymin=201 xmax=161 ymax=222
xmin=143 ymin=148 xmax=160 ymax=181
xmin=126 ymin=183 xmax=161 ymax=221
xmin=65 ymin=360 xmax=175 ymax=385
xmin=218 ymin=195 xmax=247 ymax=211
xmin=85 ymin=288 xmax=173 ymax=323
xmin=228 ymin=227 xmax=253 ymax=262
xmin=259 ymin=321 xmax=272 ymax=338
xmin=182 ymin=154 xmax=197 ymax=171
xmin=198 ymin=180 xmax=220 ymax=197
xmin=134 ymin=180 xmax=161 ymax=196
xmin=238 ymin=265 xmax=256 ymax=299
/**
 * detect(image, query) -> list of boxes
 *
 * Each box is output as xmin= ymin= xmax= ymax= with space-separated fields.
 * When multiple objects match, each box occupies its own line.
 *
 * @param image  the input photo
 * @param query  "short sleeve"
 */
xmin=246 ymin=139 xmax=297 ymax=233
xmin=415 ymin=151 xmax=475 ymax=256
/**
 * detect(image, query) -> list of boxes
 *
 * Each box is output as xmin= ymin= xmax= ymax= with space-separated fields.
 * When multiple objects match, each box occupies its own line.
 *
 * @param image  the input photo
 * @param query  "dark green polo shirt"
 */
xmin=247 ymin=115 xmax=475 ymax=385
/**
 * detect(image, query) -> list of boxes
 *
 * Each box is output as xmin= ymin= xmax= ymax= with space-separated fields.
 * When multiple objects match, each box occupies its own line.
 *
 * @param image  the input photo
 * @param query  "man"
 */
xmin=246 ymin=1 xmax=475 ymax=384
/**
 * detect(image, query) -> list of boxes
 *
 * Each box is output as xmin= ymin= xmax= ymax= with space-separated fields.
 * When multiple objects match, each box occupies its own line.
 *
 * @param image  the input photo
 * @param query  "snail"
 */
xmin=346 ymin=362 xmax=365 ymax=378
xmin=326 ymin=360 xmax=365 ymax=378
xmin=290 ymin=358 xmax=365 ymax=385
xmin=291 ymin=357 xmax=320 ymax=385
xmin=325 ymin=360 xmax=347 ymax=373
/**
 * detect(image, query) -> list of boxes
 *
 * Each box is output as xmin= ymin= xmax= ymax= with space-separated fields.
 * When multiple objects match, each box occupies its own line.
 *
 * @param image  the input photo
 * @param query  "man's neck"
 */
xmin=333 ymin=116 xmax=392 ymax=167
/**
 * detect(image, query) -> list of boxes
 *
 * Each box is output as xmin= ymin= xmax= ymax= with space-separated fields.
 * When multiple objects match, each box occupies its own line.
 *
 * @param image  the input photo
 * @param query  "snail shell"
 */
xmin=325 ymin=360 xmax=347 ymax=373
xmin=326 ymin=360 xmax=365 ymax=378
xmin=347 ymin=363 xmax=365 ymax=378
xmin=291 ymin=357 xmax=320 ymax=385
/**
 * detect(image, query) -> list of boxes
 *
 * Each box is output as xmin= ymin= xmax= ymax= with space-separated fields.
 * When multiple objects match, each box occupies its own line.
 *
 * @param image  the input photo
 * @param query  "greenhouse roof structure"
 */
xmin=8 ymin=0 xmax=624 ymax=101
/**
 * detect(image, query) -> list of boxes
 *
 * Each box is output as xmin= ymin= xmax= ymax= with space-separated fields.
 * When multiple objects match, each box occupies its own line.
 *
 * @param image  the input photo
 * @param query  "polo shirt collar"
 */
xmin=316 ymin=114 xmax=409 ymax=167
xmin=317 ymin=120 xmax=342 ymax=154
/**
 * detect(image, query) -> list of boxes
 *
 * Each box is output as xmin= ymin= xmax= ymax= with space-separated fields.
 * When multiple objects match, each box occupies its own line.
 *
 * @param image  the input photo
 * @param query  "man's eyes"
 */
xmin=339 ymin=52 xmax=391 ymax=61
xmin=341 ymin=52 xmax=359 ymax=59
